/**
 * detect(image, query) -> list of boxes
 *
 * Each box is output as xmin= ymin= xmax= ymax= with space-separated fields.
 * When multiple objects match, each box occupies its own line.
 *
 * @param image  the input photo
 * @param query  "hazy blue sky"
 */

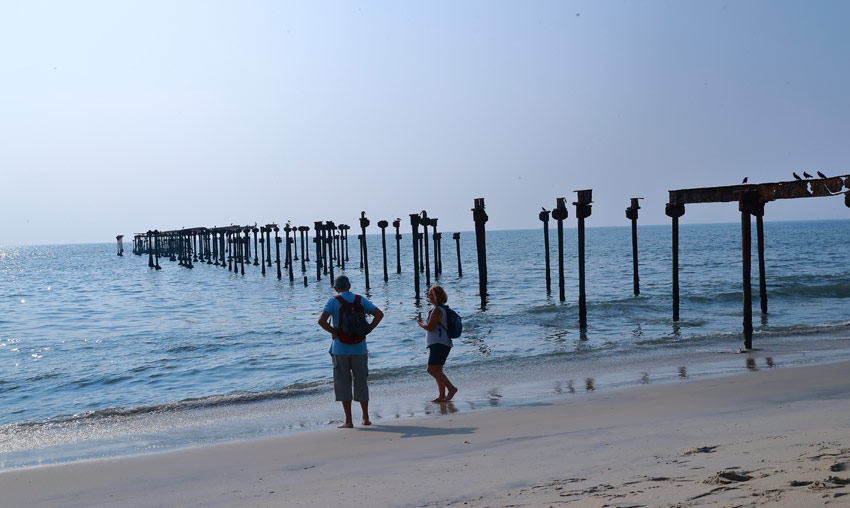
xmin=2 ymin=1 xmax=849 ymax=246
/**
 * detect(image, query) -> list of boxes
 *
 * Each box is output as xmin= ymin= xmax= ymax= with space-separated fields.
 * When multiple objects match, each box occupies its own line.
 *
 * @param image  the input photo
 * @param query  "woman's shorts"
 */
xmin=427 ymin=343 xmax=452 ymax=366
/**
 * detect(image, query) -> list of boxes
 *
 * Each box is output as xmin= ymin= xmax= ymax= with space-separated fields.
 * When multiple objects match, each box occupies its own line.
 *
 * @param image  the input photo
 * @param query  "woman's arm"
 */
xmin=416 ymin=307 xmax=442 ymax=332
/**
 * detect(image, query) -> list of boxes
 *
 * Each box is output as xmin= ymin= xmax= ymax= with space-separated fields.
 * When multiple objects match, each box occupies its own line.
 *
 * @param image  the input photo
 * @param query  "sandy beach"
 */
xmin=2 ymin=359 xmax=849 ymax=507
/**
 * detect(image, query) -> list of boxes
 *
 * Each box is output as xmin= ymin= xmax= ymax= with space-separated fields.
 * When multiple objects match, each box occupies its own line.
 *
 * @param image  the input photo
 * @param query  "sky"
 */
xmin=2 ymin=0 xmax=849 ymax=246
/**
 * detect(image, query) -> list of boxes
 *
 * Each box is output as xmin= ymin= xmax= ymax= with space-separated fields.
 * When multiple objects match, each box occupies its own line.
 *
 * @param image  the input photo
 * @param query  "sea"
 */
xmin=2 ymin=220 xmax=849 ymax=469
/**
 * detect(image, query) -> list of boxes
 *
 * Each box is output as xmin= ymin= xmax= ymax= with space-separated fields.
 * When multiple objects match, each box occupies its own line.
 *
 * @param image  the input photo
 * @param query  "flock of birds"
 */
xmin=741 ymin=171 xmax=829 ymax=184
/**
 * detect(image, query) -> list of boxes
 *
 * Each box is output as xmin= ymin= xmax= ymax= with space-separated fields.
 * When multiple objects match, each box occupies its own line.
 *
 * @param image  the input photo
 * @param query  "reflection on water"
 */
xmin=640 ymin=372 xmax=650 ymax=384
xmin=679 ymin=366 xmax=688 ymax=379
xmin=766 ymin=357 xmax=774 ymax=368
xmin=567 ymin=380 xmax=575 ymax=394
xmin=746 ymin=358 xmax=758 ymax=371
xmin=487 ymin=389 xmax=503 ymax=407
xmin=585 ymin=378 xmax=595 ymax=392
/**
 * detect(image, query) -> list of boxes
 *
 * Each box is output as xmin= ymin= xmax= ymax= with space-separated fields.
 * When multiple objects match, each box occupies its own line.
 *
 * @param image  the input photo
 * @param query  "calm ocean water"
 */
xmin=2 ymin=220 xmax=849 ymax=468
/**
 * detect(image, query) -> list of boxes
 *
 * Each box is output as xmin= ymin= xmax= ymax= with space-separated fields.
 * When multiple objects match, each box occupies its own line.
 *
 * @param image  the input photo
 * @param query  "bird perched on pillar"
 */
xmin=817 ymin=171 xmax=827 ymax=179
xmin=803 ymin=171 xmax=813 ymax=179
xmin=742 ymin=177 xmax=748 ymax=184
xmin=793 ymin=172 xmax=802 ymax=180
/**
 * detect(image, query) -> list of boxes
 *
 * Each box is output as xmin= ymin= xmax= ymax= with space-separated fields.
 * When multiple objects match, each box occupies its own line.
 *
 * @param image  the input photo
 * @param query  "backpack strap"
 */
xmin=334 ymin=295 xmax=346 ymax=304
xmin=436 ymin=305 xmax=449 ymax=337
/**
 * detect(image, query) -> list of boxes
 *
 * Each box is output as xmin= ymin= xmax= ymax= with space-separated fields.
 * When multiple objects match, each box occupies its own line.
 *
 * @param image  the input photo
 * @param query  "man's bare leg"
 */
xmin=338 ymin=401 xmax=354 ymax=428
xmin=360 ymin=401 xmax=371 ymax=425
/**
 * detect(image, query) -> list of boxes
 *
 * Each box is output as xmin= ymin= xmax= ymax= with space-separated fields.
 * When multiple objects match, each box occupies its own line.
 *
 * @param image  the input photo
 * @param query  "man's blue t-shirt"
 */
xmin=324 ymin=291 xmax=376 ymax=355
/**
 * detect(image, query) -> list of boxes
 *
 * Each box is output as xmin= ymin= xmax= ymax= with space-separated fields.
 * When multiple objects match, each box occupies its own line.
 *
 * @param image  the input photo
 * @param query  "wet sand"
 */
xmin=2 ymin=359 xmax=849 ymax=507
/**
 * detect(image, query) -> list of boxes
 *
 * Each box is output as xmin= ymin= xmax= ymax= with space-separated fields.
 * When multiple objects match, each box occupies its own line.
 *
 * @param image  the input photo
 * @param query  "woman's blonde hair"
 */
xmin=429 ymin=285 xmax=448 ymax=305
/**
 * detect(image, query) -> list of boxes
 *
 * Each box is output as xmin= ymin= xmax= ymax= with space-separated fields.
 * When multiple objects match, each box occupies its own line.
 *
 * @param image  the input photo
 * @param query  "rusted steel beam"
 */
xmin=669 ymin=175 xmax=849 ymax=205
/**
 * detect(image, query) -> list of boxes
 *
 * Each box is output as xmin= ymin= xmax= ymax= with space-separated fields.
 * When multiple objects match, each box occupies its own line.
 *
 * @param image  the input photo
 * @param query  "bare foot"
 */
xmin=337 ymin=421 xmax=354 ymax=428
xmin=446 ymin=387 xmax=458 ymax=401
xmin=362 ymin=419 xmax=371 ymax=426
xmin=431 ymin=397 xmax=447 ymax=403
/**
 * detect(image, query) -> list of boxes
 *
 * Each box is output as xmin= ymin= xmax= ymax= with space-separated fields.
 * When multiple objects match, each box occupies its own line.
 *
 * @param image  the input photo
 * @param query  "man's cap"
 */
xmin=333 ymin=275 xmax=351 ymax=290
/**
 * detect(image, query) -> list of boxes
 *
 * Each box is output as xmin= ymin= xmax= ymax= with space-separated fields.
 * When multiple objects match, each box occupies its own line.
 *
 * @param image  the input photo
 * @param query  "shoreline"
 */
xmin=2 ymin=357 xmax=850 ymax=506
xmin=3 ymin=328 xmax=850 ymax=471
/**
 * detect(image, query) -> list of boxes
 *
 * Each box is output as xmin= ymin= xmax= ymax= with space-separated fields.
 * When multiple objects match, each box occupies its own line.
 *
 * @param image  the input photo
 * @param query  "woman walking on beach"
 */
xmin=416 ymin=285 xmax=458 ymax=402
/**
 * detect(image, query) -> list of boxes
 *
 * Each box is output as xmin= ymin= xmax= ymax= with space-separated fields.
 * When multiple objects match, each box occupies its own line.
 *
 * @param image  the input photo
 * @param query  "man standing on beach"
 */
xmin=318 ymin=275 xmax=383 ymax=428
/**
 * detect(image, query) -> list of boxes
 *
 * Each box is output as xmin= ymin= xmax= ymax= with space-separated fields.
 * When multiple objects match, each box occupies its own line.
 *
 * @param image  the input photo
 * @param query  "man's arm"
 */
xmin=368 ymin=308 xmax=384 ymax=332
xmin=318 ymin=310 xmax=338 ymax=338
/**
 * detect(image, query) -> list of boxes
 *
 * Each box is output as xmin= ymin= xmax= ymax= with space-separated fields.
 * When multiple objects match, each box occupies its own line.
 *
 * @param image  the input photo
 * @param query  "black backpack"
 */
xmin=335 ymin=295 xmax=371 ymax=344
xmin=438 ymin=304 xmax=463 ymax=339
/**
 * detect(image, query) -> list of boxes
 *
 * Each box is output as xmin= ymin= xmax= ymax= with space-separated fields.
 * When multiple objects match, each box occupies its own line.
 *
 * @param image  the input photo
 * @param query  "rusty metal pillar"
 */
xmin=753 ymin=202 xmax=768 ymax=314
xmin=326 ymin=224 xmax=335 ymax=286
xmin=227 ymin=232 xmax=233 ymax=272
xmin=274 ymin=226 xmax=282 ymax=279
xmin=740 ymin=192 xmax=760 ymax=350
xmin=378 ymin=220 xmax=389 ymax=282
xmin=116 ymin=235 xmax=124 ymax=257
xmin=626 ymin=198 xmax=642 ymax=296
xmin=393 ymin=219 xmax=402 ymax=274
xmin=453 ymin=232 xmax=462 ymax=278
xmin=314 ymin=222 xmax=322 ymax=281
xmin=472 ymin=198 xmax=488 ymax=302
xmin=343 ymin=224 xmax=350 ymax=262
xmin=153 ymin=230 xmax=161 ymax=270
xmin=219 ymin=231 xmax=226 ymax=268
xmin=299 ymin=226 xmax=308 ymax=271
xmin=538 ymin=209 xmax=551 ymax=293
xmin=292 ymin=225 xmax=298 ymax=262
xmin=252 ymin=227 xmax=259 ymax=266
xmin=265 ymin=227 xmax=272 ymax=267
xmin=665 ymin=203 xmax=686 ymax=321
xmin=212 ymin=231 xmax=219 ymax=265
xmin=259 ymin=228 xmax=266 ymax=275
xmin=285 ymin=224 xmax=294 ymax=282
xmin=421 ymin=211 xmax=431 ymax=288
xmin=240 ymin=229 xmax=246 ymax=275
xmin=552 ymin=198 xmax=568 ymax=302
xmin=434 ymin=232 xmax=442 ymax=278
xmin=147 ymin=231 xmax=155 ymax=268
xmin=360 ymin=212 xmax=371 ymax=290
xmin=416 ymin=232 xmax=425 ymax=273
xmin=338 ymin=224 xmax=342 ymax=271
xmin=431 ymin=218 xmax=441 ymax=277
xmin=410 ymin=213 xmax=421 ymax=300
xmin=574 ymin=190 xmax=593 ymax=329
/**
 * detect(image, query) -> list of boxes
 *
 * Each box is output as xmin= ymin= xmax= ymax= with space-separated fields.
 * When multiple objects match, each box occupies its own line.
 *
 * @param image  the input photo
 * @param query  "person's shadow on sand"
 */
xmin=360 ymin=425 xmax=477 ymax=438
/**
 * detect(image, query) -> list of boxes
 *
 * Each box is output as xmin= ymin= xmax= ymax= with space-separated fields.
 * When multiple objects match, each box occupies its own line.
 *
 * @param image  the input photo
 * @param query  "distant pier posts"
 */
xmin=264 ymin=227 xmax=273 ymax=267
xmin=116 ymin=235 xmax=124 ymax=256
xmin=252 ymin=227 xmax=259 ymax=266
xmin=240 ymin=228 xmax=247 ymax=275
xmin=313 ymin=222 xmax=322 ymax=281
xmin=453 ymin=232 xmax=462 ymax=278
xmin=432 ymin=218 xmax=441 ymax=277
xmin=153 ymin=230 xmax=161 ymax=270
xmin=410 ymin=213 xmax=421 ymax=300
xmin=625 ymin=198 xmax=642 ymax=296
xmin=359 ymin=211 xmax=371 ymax=289
xmin=299 ymin=226 xmax=309 ymax=271
xmin=665 ymin=202 xmax=686 ymax=322
xmin=393 ymin=219 xmax=402 ymax=274
xmin=259 ymin=227 xmax=267 ymax=275
xmin=418 ymin=232 xmax=425 ymax=272
xmin=552 ymin=198 xmax=568 ymax=302
xmin=341 ymin=224 xmax=350 ymax=262
xmin=147 ymin=231 xmax=155 ymax=268
xmin=420 ymin=211 xmax=432 ymax=287
xmin=337 ymin=224 xmax=342 ymax=271
xmin=284 ymin=223 xmax=294 ymax=282
xmin=274 ymin=226 xmax=282 ymax=279
xmin=472 ymin=198 xmax=489 ymax=302
xmin=538 ymin=209 xmax=551 ymax=293
xmin=323 ymin=221 xmax=336 ymax=286
xmin=574 ymin=190 xmax=593 ymax=329
xmin=378 ymin=220 xmax=389 ymax=282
